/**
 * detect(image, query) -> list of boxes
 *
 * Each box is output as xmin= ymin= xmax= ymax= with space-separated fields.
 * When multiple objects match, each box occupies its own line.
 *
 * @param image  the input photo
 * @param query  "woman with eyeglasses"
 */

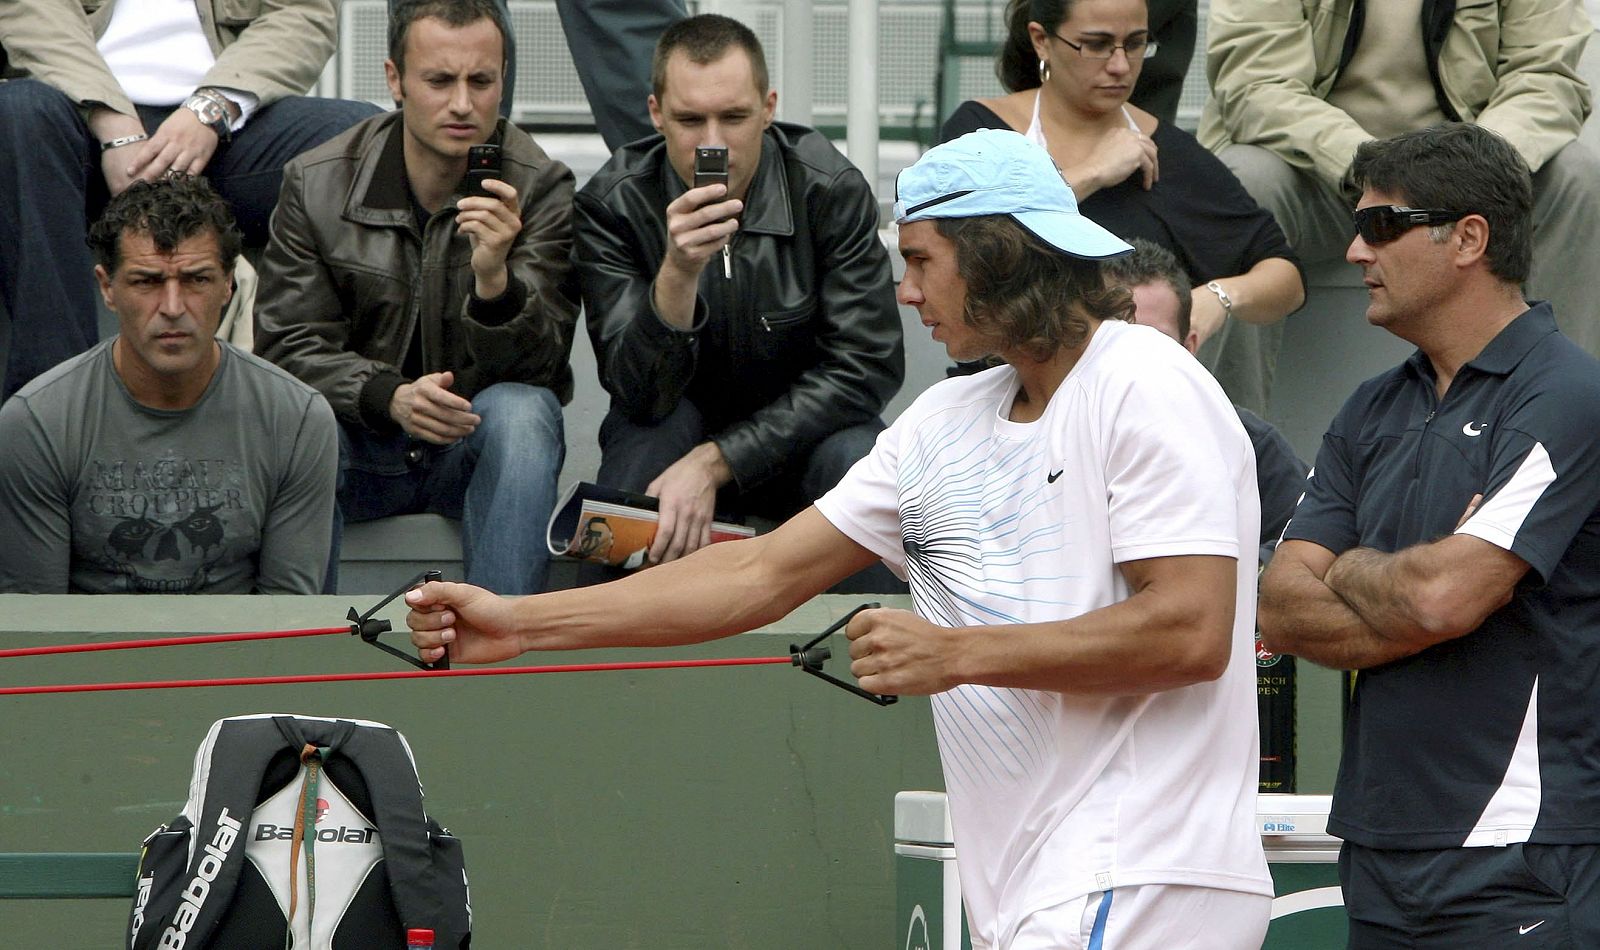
xmin=941 ymin=0 xmax=1305 ymax=412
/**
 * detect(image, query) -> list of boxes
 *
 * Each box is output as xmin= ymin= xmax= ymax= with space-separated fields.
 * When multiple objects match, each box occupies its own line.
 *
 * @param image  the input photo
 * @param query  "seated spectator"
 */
xmin=940 ymin=0 xmax=1304 ymax=413
xmin=1104 ymin=239 xmax=1307 ymax=564
xmin=255 ymin=0 xmax=578 ymax=596
xmin=573 ymin=14 xmax=904 ymax=570
xmin=1201 ymin=0 xmax=1600 ymax=399
xmin=0 ymin=176 xmax=337 ymax=594
xmin=0 ymin=0 xmax=380 ymax=402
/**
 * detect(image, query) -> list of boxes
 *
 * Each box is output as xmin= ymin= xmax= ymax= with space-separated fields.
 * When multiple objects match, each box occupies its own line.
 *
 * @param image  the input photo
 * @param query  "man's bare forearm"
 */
xmin=1326 ymin=545 xmax=1484 ymax=653
xmin=516 ymin=509 xmax=877 ymax=652
xmin=1259 ymin=551 xmax=1419 ymax=669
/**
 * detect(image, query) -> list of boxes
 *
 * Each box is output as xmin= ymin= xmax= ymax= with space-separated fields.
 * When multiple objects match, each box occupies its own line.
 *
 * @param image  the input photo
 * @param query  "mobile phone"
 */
xmin=463 ymin=143 xmax=502 ymax=198
xmin=693 ymin=145 xmax=729 ymax=192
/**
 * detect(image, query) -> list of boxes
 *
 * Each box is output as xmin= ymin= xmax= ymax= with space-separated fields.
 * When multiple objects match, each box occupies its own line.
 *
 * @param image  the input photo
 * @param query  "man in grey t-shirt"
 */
xmin=0 ymin=176 xmax=337 ymax=593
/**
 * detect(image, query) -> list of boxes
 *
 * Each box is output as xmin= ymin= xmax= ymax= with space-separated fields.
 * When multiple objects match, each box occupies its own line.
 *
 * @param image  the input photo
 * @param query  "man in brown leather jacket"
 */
xmin=255 ymin=0 xmax=579 ymax=595
xmin=574 ymin=14 xmax=904 ymax=572
xmin=0 ymin=0 xmax=378 ymax=401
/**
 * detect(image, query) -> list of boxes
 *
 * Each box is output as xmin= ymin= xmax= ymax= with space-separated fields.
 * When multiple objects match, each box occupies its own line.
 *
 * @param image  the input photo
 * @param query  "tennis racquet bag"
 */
xmin=126 ymin=714 xmax=470 ymax=949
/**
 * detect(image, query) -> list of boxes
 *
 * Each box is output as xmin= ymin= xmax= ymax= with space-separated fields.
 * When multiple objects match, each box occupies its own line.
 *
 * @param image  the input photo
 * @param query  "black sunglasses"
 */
xmin=1351 ymin=205 xmax=1468 ymax=245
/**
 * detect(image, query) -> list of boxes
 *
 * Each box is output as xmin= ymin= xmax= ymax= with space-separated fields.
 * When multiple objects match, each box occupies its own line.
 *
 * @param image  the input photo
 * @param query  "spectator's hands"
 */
xmin=644 ymin=442 xmax=732 ymax=564
xmin=1189 ymin=285 xmax=1228 ymax=348
xmin=1091 ymin=126 xmax=1159 ymax=193
xmin=662 ymin=183 xmax=742 ymax=280
xmin=100 ymin=141 xmax=144 ymax=197
xmin=125 ymin=107 xmax=222 ymax=183
xmin=456 ymin=178 xmax=521 ymax=299
xmin=88 ymin=107 xmax=149 ymax=197
xmin=847 ymin=607 xmax=959 ymax=696
xmin=389 ymin=370 xmax=480 ymax=445
xmin=407 ymin=580 xmax=524 ymax=665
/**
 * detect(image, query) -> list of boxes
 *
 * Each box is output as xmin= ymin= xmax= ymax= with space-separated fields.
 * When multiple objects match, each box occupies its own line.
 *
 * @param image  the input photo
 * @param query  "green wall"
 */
xmin=1295 ymin=662 xmax=1344 ymax=793
xmin=0 ymin=594 xmax=943 ymax=949
xmin=0 ymin=592 xmax=1346 ymax=948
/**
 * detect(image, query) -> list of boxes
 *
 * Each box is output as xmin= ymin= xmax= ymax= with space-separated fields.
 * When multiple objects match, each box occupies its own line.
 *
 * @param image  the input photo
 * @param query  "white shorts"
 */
xmin=984 ymin=884 xmax=1271 ymax=950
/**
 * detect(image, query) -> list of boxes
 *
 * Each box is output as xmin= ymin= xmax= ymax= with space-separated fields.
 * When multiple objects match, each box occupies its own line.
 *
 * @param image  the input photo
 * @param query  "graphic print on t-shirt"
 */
xmin=897 ymin=403 xmax=1072 ymax=630
xmin=81 ymin=453 xmax=249 ymax=592
xmin=896 ymin=398 xmax=1085 ymax=797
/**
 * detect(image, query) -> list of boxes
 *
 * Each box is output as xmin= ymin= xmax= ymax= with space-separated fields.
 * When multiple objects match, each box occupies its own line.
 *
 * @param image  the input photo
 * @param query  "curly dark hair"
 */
xmin=935 ymin=215 xmax=1133 ymax=362
xmin=86 ymin=175 xmax=242 ymax=274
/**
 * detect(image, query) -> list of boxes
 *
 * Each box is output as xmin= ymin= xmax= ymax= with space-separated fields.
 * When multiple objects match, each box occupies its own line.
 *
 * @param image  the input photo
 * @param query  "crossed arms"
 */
xmin=1260 ymin=532 xmax=1530 ymax=670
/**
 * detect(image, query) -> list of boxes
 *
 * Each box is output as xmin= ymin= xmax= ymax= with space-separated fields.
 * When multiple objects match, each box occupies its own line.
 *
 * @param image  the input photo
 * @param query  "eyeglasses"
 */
xmin=1351 ymin=205 xmax=1468 ymax=245
xmin=1052 ymin=32 xmax=1158 ymax=61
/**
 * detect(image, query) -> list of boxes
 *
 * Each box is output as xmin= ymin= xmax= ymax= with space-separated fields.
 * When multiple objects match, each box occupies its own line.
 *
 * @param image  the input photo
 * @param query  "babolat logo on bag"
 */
xmin=126 ymin=714 xmax=471 ymax=949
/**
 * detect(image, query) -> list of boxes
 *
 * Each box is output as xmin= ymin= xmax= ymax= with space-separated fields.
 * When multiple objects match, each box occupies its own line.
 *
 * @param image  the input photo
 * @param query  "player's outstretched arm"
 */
xmin=408 ymin=507 xmax=881 ymax=665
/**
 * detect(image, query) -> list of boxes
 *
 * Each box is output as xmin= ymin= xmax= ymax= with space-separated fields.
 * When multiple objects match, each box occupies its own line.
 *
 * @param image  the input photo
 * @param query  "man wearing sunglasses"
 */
xmin=1261 ymin=123 xmax=1600 ymax=945
xmin=1198 ymin=0 xmax=1600 ymax=411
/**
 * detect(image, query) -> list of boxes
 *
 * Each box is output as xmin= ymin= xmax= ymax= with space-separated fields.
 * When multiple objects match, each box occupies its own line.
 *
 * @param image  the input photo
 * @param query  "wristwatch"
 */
xmin=183 ymin=89 xmax=233 ymax=142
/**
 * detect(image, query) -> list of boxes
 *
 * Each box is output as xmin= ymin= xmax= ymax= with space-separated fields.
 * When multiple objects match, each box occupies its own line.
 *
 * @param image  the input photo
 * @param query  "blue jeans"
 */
xmin=0 ymin=79 xmax=379 ymax=399
xmin=555 ymin=0 xmax=686 ymax=150
xmin=337 ymin=383 xmax=565 ymax=595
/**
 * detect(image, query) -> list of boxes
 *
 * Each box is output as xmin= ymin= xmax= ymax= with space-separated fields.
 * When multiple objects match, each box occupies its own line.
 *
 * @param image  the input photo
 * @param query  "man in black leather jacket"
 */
xmin=256 ymin=0 xmax=578 ymax=595
xmin=573 ymin=14 xmax=904 ymax=568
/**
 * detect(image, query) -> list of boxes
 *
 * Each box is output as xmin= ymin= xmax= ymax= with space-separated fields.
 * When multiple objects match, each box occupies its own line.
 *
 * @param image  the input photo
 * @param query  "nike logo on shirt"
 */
xmin=1520 ymin=920 xmax=1546 ymax=935
xmin=1048 ymin=469 xmax=1064 ymax=484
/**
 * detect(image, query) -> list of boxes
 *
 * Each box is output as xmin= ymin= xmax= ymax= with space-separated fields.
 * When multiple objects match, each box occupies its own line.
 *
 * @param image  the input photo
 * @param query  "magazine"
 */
xmin=545 ymin=482 xmax=755 ymax=570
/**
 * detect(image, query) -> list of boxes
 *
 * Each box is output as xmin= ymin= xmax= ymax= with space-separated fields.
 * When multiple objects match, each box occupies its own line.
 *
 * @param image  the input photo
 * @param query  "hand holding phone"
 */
xmin=463 ymin=143 xmax=502 ymax=198
xmin=692 ymin=145 xmax=729 ymax=194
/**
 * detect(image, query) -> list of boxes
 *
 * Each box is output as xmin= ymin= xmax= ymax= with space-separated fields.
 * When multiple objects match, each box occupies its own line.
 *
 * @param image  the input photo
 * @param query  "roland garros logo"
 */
xmin=1255 ymin=637 xmax=1283 ymax=668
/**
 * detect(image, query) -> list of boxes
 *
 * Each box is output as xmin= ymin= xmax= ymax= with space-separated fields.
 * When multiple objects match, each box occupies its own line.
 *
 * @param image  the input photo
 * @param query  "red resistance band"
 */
xmin=0 ymin=626 xmax=349 ymax=659
xmin=0 ymin=656 xmax=791 ymax=697
xmin=0 ymin=601 xmax=896 ymax=706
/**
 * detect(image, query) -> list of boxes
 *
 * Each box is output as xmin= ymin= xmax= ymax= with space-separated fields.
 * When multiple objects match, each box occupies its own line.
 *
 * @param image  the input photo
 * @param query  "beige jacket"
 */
xmin=1200 ymin=0 xmax=1592 ymax=186
xmin=0 ymin=0 xmax=336 ymax=116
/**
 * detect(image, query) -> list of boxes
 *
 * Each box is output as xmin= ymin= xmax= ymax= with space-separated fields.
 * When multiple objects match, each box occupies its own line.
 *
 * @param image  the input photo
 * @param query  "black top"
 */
xmin=940 ymin=101 xmax=1301 ymax=291
xmin=573 ymin=121 xmax=904 ymax=490
xmin=1237 ymin=406 xmax=1308 ymax=564
xmin=1285 ymin=304 xmax=1600 ymax=848
xmin=1128 ymin=0 xmax=1199 ymax=125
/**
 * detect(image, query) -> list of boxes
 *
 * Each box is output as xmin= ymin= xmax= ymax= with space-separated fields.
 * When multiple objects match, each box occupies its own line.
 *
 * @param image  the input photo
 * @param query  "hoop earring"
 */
xmin=1038 ymin=59 xmax=1051 ymax=82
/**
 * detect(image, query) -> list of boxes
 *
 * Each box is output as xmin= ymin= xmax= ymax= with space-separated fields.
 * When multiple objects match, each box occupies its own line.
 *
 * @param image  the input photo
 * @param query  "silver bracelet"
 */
xmin=1205 ymin=280 xmax=1235 ymax=315
xmin=101 ymin=133 xmax=149 ymax=152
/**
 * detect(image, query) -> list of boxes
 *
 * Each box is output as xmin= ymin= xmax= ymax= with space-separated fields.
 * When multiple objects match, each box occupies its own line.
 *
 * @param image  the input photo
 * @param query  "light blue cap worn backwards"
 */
xmin=894 ymin=128 xmax=1133 ymax=260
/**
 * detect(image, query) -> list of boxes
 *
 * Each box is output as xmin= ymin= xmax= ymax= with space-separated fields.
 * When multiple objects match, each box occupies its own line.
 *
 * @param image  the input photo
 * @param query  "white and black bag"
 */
xmin=127 ymin=714 xmax=470 ymax=949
